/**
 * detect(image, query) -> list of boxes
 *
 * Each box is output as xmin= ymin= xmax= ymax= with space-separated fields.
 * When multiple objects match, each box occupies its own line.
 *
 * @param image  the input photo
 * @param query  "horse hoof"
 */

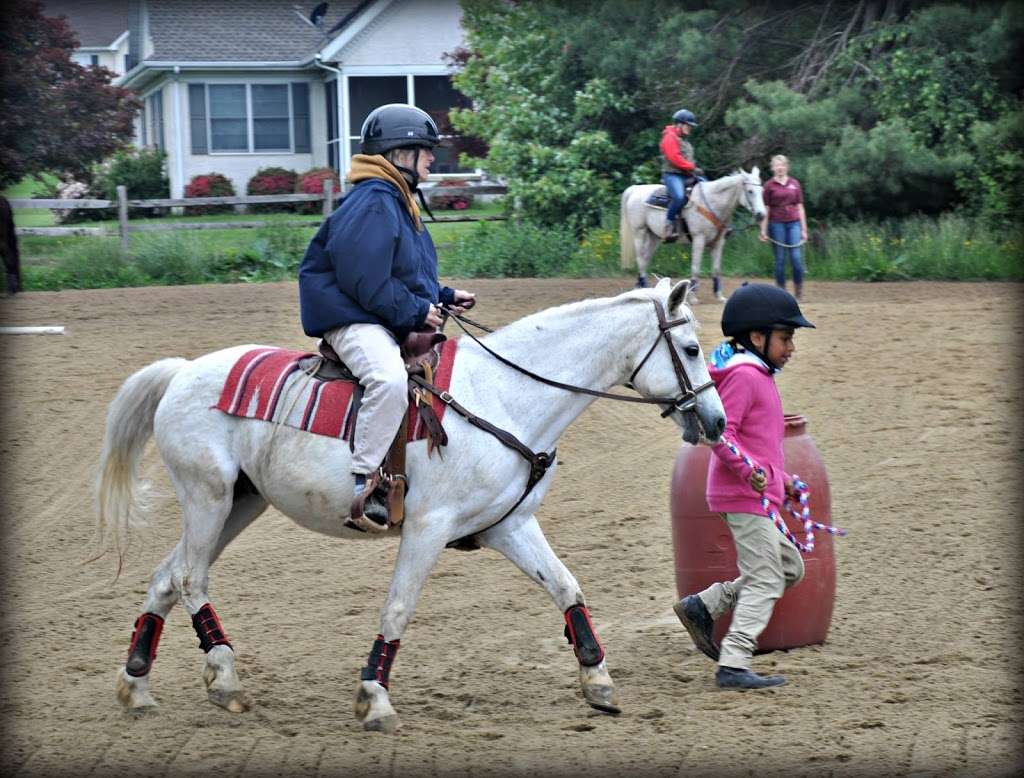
xmin=582 ymin=683 xmax=621 ymax=715
xmin=116 ymin=670 xmax=158 ymax=712
xmin=208 ymin=688 xmax=251 ymax=713
xmin=363 ymin=713 xmax=400 ymax=734
xmin=355 ymin=680 xmax=398 ymax=732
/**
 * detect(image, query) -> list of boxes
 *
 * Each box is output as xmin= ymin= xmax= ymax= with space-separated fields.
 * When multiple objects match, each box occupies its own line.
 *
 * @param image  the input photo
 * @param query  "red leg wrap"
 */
xmin=191 ymin=603 xmax=232 ymax=653
xmin=125 ymin=612 xmax=164 ymax=677
xmin=564 ymin=605 xmax=605 ymax=667
xmin=360 ymin=633 xmax=400 ymax=689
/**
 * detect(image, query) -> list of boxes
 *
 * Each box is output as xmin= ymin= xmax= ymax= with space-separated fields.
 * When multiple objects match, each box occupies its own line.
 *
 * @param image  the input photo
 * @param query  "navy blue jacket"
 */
xmin=298 ymin=178 xmax=454 ymax=340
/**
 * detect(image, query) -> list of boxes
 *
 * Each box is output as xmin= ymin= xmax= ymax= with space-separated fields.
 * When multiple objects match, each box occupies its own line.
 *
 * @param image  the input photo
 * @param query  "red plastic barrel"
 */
xmin=670 ymin=414 xmax=836 ymax=651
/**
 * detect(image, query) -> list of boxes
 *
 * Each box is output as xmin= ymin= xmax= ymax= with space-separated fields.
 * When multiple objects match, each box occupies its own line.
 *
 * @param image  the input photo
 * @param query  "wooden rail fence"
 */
xmin=11 ymin=182 xmax=508 ymax=244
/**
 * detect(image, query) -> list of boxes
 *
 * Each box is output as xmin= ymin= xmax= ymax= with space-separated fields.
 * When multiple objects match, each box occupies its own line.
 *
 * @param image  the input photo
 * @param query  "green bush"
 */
xmin=441 ymin=219 xmax=581 ymax=277
xmin=131 ymin=233 xmax=210 ymax=285
xmin=36 ymin=239 xmax=146 ymax=289
xmin=94 ymin=147 xmax=170 ymax=201
xmin=208 ymin=226 xmax=307 ymax=282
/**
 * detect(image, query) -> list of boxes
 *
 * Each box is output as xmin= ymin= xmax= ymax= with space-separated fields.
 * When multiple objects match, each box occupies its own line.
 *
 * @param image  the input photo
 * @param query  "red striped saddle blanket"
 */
xmin=212 ymin=340 xmax=458 ymax=442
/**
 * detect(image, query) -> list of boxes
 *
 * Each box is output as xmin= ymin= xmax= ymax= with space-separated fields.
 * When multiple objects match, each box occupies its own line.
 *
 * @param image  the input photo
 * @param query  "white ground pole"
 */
xmin=0 ymin=326 xmax=66 ymax=335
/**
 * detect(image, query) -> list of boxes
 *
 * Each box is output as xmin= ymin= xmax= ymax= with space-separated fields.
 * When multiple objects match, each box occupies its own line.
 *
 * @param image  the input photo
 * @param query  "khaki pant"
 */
xmin=697 ymin=512 xmax=805 ymax=670
xmin=324 ymin=323 xmax=407 ymax=476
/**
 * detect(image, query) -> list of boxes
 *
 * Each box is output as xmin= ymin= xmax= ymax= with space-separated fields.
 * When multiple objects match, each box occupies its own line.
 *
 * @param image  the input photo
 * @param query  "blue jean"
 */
xmin=662 ymin=173 xmax=708 ymax=222
xmin=768 ymin=220 xmax=804 ymax=287
xmin=663 ymin=173 xmax=686 ymax=221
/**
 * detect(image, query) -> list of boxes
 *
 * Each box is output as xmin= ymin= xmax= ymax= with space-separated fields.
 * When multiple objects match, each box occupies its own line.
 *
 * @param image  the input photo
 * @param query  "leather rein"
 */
xmin=419 ymin=298 xmax=716 ymax=547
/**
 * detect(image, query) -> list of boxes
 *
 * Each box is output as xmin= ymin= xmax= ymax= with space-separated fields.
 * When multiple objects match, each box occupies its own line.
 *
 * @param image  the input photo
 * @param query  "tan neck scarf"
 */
xmin=347 ymin=154 xmax=422 ymax=230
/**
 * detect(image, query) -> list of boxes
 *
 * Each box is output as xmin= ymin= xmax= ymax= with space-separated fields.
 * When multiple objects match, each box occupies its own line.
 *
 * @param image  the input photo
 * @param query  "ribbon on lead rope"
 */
xmin=718 ymin=436 xmax=847 ymax=553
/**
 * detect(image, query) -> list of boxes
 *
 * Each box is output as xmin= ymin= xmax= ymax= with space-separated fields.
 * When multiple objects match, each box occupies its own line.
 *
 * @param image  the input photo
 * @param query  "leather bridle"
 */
xmin=424 ymin=296 xmax=717 ymax=548
xmin=443 ymin=297 xmax=716 ymax=418
xmin=628 ymin=298 xmax=717 ymax=416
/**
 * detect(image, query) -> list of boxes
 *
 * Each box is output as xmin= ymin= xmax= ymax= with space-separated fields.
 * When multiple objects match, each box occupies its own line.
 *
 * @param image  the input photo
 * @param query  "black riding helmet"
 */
xmin=360 ymin=103 xmax=440 ymax=155
xmin=672 ymin=108 xmax=698 ymax=127
xmin=360 ymin=103 xmax=440 ymax=191
xmin=721 ymin=283 xmax=814 ymax=370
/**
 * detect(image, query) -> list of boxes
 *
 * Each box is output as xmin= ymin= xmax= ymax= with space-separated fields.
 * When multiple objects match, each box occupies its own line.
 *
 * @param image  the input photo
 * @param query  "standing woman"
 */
xmin=759 ymin=155 xmax=808 ymax=299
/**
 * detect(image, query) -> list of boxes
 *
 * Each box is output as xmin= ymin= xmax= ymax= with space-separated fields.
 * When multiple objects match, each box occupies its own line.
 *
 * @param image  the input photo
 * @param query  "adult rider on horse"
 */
xmin=660 ymin=109 xmax=707 ymax=241
xmin=298 ymin=103 xmax=475 ymax=531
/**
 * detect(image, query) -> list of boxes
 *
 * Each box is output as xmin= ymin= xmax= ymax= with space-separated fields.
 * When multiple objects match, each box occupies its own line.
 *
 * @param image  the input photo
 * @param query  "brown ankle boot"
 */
xmin=794 ymin=282 xmax=803 ymax=300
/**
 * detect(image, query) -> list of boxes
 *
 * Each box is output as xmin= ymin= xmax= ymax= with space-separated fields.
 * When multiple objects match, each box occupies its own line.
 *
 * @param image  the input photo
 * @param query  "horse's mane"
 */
xmin=484 ymin=284 xmax=698 ymax=346
xmin=703 ymin=171 xmax=748 ymax=191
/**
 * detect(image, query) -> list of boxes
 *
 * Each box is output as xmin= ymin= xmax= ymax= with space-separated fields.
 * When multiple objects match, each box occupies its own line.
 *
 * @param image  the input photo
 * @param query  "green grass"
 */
xmin=581 ymin=213 xmax=1023 ymax=282
xmin=3 ymin=174 xmax=60 ymax=227
xmin=14 ymin=196 xmax=1018 ymax=291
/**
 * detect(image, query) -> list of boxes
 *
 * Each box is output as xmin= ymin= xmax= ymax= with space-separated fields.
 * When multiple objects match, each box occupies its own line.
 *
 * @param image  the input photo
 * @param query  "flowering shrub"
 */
xmin=428 ymin=178 xmax=474 ymax=210
xmin=295 ymin=167 xmax=341 ymax=213
xmin=246 ymin=167 xmax=298 ymax=213
xmin=50 ymin=178 xmax=112 ymax=224
xmin=184 ymin=173 xmax=235 ymax=215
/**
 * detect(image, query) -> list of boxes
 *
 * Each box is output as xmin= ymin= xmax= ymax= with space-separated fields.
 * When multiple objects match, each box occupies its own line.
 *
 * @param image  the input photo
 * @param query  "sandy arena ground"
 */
xmin=1 ymin=278 xmax=1022 ymax=777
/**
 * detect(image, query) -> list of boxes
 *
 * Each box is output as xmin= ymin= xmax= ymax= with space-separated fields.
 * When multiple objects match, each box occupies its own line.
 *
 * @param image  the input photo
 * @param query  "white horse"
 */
xmin=98 ymin=279 xmax=725 ymax=732
xmin=620 ymin=169 xmax=766 ymax=300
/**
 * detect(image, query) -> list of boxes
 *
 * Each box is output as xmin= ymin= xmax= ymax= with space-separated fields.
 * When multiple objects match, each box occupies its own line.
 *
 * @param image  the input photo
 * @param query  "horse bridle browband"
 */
xmin=422 ymin=297 xmax=717 ymax=548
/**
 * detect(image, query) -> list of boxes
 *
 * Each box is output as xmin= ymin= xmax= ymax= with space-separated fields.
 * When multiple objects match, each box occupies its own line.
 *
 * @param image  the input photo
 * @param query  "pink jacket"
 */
xmin=706 ymin=354 xmax=785 ymax=515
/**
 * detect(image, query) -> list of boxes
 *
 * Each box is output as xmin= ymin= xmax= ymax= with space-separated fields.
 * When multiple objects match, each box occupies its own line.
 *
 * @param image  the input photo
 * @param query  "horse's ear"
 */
xmin=751 ymin=165 xmax=760 ymax=178
xmin=654 ymin=276 xmax=672 ymax=291
xmin=668 ymin=279 xmax=691 ymax=311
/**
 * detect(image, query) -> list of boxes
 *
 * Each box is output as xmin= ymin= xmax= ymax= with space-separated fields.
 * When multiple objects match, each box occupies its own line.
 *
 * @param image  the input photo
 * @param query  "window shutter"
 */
xmin=292 ymin=83 xmax=310 ymax=153
xmin=188 ymin=84 xmax=208 ymax=154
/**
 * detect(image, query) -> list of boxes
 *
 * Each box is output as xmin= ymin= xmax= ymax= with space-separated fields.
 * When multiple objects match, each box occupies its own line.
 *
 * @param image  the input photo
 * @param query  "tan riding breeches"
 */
xmin=696 ymin=512 xmax=805 ymax=670
xmin=324 ymin=323 xmax=407 ymax=476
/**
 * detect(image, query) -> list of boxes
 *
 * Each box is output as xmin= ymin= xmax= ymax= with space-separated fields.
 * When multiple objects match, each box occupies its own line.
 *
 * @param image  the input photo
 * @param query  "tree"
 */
xmin=0 ymin=0 xmax=139 ymax=189
xmin=451 ymin=0 xmax=1022 ymax=227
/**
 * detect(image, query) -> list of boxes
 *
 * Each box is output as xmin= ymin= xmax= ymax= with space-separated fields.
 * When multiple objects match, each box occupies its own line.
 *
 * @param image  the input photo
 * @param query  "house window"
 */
xmin=326 ymin=79 xmax=339 ymax=170
xmin=189 ymin=82 xmax=312 ymax=154
xmin=345 ymin=75 xmax=472 ymax=174
xmin=209 ymin=85 xmax=248 ymax=152
xmin=414 ymin=75 xmax=472 ymax=174
xmin=90 ymin=54 xmax=99 ymax=67
xmin=147 ymin=91 xmax=164 ymax=151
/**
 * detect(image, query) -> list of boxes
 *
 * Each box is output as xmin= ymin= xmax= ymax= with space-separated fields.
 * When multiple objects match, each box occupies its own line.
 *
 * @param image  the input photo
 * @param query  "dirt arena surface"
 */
xmin=1 ymin=278 xmax=1022 ymax=777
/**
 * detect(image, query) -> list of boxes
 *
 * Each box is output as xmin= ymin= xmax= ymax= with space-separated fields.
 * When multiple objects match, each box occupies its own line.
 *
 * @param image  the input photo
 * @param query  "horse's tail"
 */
xmin=94 ymin=358 xmax=187 ymax=572
xmin=620 ymin=186 xmax=636 ymax=269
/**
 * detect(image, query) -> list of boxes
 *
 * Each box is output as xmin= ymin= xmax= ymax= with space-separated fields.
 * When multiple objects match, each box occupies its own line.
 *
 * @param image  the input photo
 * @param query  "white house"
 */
xmin=45 ymin=0 xmax=131 ymax=76
xmin=51 ymin=0 xmax=472 ymax=198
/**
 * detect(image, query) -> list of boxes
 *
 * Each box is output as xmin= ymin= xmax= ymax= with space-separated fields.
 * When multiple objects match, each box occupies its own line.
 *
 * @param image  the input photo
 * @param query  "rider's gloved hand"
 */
xmin=424 ymin=304 xmax=445 ymax=329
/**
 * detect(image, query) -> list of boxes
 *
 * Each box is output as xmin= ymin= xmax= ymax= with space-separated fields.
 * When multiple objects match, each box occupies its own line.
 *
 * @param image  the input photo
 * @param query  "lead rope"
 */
xmin=718 ymin=436 xmax=847 ymax=553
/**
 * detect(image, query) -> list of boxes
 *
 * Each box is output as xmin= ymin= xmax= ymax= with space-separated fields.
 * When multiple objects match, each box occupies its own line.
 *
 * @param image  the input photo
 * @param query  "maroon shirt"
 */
xmin=763 ymin=177 xmax=803 ymax=223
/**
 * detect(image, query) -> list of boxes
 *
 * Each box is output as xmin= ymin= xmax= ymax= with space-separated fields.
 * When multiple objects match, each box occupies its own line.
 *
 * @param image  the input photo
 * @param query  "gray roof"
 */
xmin=147 ymin=0 xmax=364 ymax=62
xmin=43 ymin=0 xmax=128 ymax=48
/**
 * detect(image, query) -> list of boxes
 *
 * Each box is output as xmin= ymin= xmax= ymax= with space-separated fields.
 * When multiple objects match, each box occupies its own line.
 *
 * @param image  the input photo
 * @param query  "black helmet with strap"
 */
xmin=672 ymin=108 xmax=698 ymax=127
xmin=722 ymin=283 xmax=814 ymax=336
xmin=360 ymin=103 xmax=440 ymax=155
xmin=721 ymin=283 xmax=814 ymax=371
